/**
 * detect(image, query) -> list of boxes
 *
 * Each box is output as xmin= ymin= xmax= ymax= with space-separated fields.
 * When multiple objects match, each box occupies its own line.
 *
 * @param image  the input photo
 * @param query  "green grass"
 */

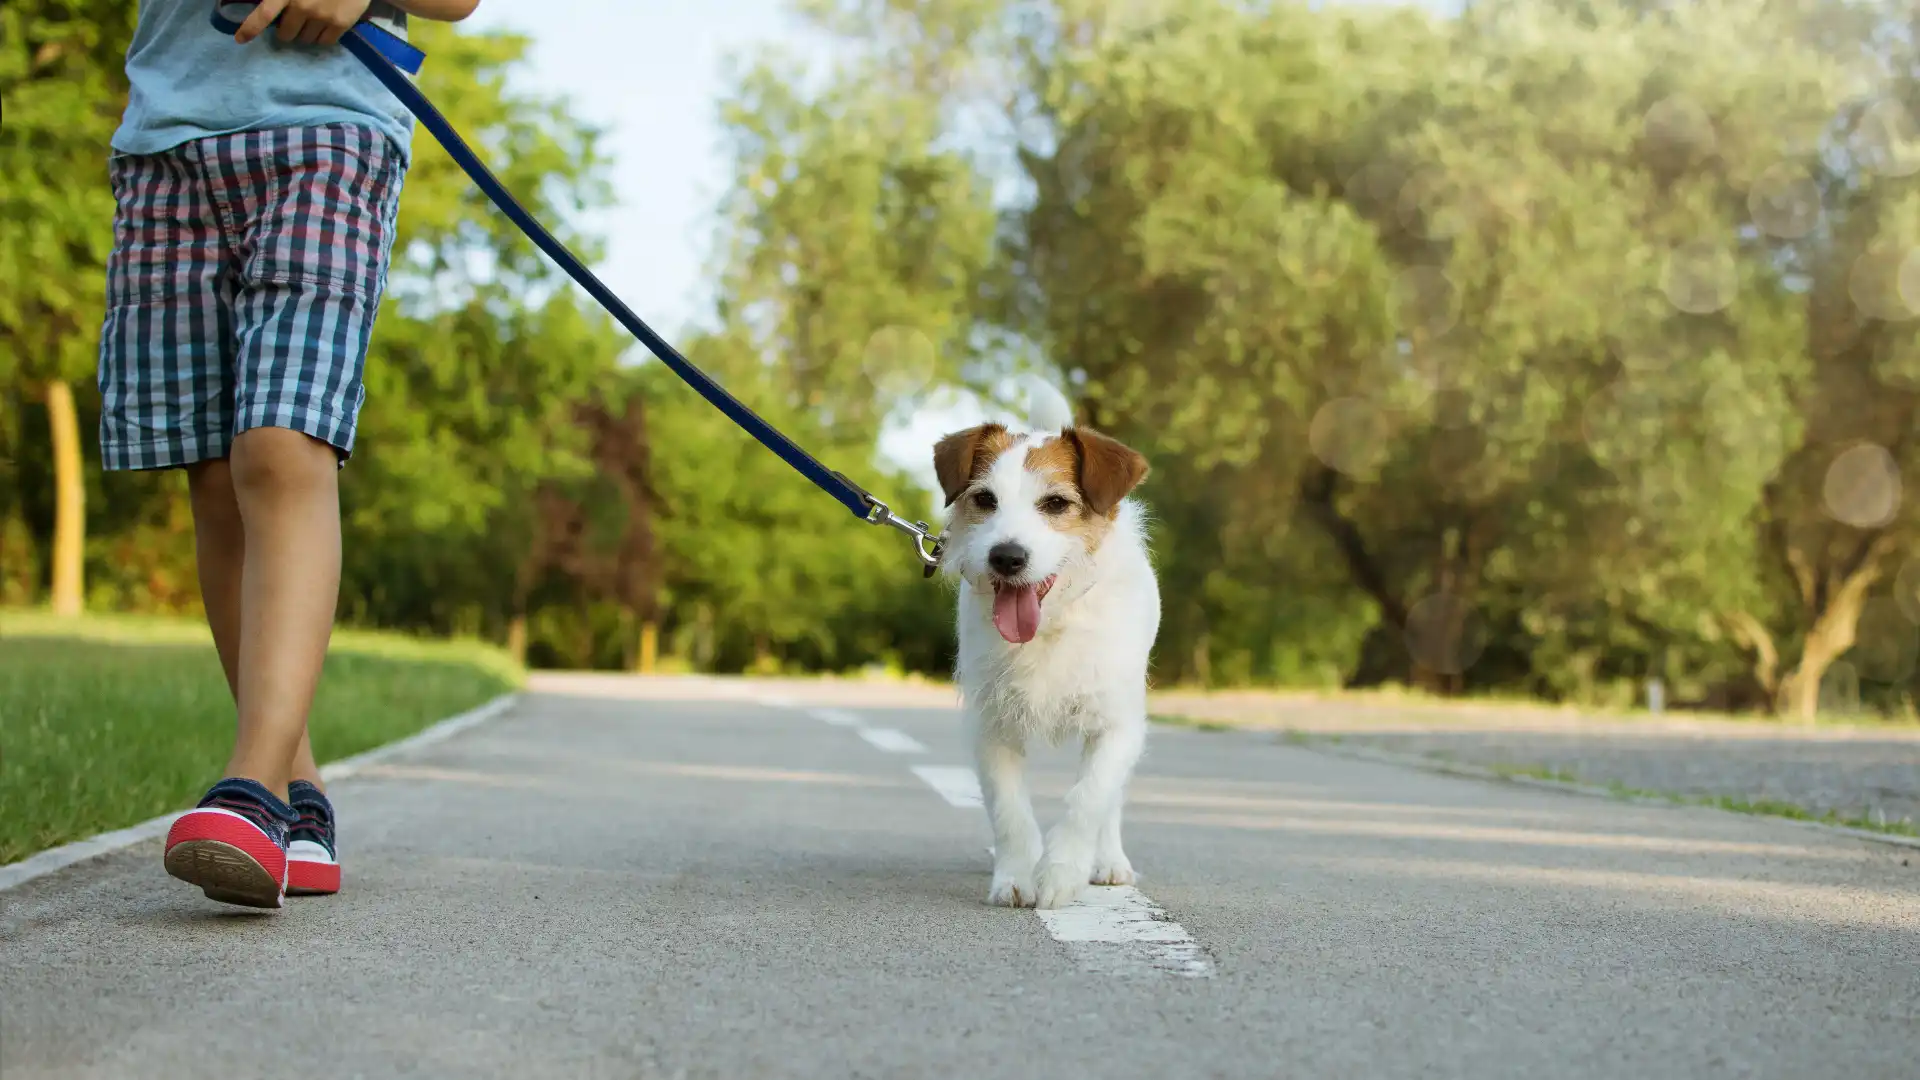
xmin=0 ymin=610 xmax=521 ymax=864
xmin=1275 ymin=725 xmax=1919 ymax=841
xmin=1150 ymin=713 xmax=1233 ymax=733
xmin=1153 ymin=684 xmax=1920 ymax=730
xmin=1479 ymin=757 xmax=1919 ymax=839
xmin=1488 ymin=762 xmax=1584 ymax=785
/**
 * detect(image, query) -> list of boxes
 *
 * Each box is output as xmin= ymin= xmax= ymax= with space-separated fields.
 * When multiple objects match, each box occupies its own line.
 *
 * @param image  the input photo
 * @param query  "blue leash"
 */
xmin=209 ymin=3 xmax=943 ymax=573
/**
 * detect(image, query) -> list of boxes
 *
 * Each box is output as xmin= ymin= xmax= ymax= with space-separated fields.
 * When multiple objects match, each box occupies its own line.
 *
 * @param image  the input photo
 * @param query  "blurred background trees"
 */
xmin=3 ymin=0 xmax=1916 ymax=719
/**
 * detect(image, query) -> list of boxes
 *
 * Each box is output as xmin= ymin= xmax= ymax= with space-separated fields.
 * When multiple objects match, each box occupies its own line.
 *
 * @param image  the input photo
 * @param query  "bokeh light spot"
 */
xmin=1746 ymin=163 xmax=1821 ymax=239
xmin=1849 ymin=100 xmax=1920 ymax=178
xmin=1663 ymin=241 xmax=1736 ymax=314
xmin=1404 ymin=593 xmax=1486 ymax=676
xmin=1820 ymin=443 xmax=1901 ymax=529
xmin=1898 ymin=247 xmax=1920 ymax=317
xmin=1642 ymin=95 xmax=1717 ymax=169
xmin=1849 ymin=247 xmax=1918 ymax=322
xmin=1396 ymin=169 xmax=1468 ymax=241
xmin=862 ymin=326 xmax=937 ymax=399
xmin=1309 ymin=397 xmax=1391 ymax=480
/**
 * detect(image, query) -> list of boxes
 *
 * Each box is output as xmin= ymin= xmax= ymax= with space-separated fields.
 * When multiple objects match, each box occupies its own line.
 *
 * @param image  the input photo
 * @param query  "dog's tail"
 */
xmin=1024 ymin=376 xmax=1076 ymax=433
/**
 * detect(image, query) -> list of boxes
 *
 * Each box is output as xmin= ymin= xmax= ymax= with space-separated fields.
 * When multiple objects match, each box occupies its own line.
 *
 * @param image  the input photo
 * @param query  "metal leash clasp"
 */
xmin=864 ymin=497 xmax=945 ymax=579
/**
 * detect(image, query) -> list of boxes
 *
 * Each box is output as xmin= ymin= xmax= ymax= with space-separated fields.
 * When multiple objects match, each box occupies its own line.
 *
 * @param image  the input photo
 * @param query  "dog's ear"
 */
xmin=932 ymin=423 xmax=1008 ymax=506
xmin=1067 ymin=427 xmax=1149 ymax=517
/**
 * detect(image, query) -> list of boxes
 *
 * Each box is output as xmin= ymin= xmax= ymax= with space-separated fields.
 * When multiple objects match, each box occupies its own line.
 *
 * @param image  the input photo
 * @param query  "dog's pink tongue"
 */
xmin=992 ymin=584 xmax=1043 ymax=644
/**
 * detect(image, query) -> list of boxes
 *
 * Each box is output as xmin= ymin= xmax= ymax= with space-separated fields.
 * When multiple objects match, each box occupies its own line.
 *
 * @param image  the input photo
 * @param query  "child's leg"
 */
xmin=187 ymin=456 xmax=327 ymax=797
xmin=290 ymin=730 xmax=324 ymax=790
xmin=187 ymin=460 xmax=244 ymax=696
xmin=223 ymin=426 xmax=341 ymax=798
xmin=185 ymin=432 xmax=343 ymax=903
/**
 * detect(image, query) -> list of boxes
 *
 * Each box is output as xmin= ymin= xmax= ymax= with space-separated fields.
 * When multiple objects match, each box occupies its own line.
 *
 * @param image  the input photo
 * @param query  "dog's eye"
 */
xmin=972 ymin=489 xmax=998 ymax=512
xmin=1039 ymin=495 xmax=1072 ymax=515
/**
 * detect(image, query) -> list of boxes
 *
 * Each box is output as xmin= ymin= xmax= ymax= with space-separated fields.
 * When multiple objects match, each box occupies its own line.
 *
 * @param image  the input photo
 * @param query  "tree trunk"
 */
xmin=1191 ymin=631 xmax=1212 ymax=688
xmin=636 ymin=620 xmax=658 ymax=675
xmin=43 ymin=379 xmax=85 ymax=617
xmin=506 ymin=614 xmax=528 ymax=666
xmin=1777 ymin=562 xmax=1880 ymax=722
xmin=1299 ymin=464 xmax=1409 ymax=629
xmin=1726 ymin=611 xmax=1780 ymax=701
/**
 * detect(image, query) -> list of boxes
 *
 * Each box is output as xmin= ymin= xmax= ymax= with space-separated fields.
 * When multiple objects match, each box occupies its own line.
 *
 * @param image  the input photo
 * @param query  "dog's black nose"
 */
xmin=988 ymin=542 xmax=1029 ymax=577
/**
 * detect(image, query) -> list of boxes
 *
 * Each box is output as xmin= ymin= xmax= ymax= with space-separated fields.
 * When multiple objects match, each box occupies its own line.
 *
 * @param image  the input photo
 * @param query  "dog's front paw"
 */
xmin=987 ymin=867 xmax=1037 ymax=908
xmin=987 ymin=851 xmax=1038 ymax=907
xmin=1034 ymin=855 xmax=1092 ymax=909
xmin=1089 ymin=854 xmax=1136 ymax=887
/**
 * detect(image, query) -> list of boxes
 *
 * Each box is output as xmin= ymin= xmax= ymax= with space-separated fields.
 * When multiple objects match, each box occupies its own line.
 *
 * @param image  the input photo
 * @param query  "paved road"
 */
xmin=4 ymin=675 xmax=1918 ymax=1079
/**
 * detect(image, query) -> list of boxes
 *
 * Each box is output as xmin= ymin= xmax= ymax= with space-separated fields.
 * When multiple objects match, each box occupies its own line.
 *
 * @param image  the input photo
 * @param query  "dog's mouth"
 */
xmin=990 ymin=575 xmax=1056 ymax=645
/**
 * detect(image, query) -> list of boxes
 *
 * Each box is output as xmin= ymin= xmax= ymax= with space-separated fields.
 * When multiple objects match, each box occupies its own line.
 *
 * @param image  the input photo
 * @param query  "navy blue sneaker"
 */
xmin=164 ymin=778 xmax=297 ymax=909
xmin=286 ymin=780 xmax=340 ymax=896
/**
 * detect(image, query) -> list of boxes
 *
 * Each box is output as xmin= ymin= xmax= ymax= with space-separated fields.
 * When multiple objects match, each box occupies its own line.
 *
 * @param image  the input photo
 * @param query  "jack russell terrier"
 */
xmin=933 ymin=395 xmax=1159 ymax=909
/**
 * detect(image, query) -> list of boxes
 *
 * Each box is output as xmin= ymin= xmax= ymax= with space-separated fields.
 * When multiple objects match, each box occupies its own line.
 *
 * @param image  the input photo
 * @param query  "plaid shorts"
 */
xmin=97 ymin=123 xmax=405 ymax=471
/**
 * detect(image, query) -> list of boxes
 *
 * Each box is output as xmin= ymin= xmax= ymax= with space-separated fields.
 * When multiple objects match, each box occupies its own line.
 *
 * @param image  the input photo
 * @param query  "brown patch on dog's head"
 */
xmin=1022 ymin=435 xmax=1080 ymax=489
xmin=1064 ymin=428 xmax=1149 ymax=517
xmin=1015 ymin=427 xmax=1150 ymax=551
xmin=932 ymin=423 xmax=1014 ymax=506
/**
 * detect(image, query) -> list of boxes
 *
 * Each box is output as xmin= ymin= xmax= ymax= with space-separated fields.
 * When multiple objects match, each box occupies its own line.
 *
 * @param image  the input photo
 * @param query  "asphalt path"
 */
xmin=3 ymin=674 xmax=1917 ymax=1079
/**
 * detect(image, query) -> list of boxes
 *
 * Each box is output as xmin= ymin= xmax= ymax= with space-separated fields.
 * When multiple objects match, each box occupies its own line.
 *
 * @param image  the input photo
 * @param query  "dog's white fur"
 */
xmin=940 ymin=397 xmax=1161 ymax=910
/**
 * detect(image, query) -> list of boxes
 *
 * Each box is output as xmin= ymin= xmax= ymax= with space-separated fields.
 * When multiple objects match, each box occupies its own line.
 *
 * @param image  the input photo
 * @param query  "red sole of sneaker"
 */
xmin=164 ymin=840 xmax=284 ymax=909
xmin=287 ymin=859 xmax=341 ymax=896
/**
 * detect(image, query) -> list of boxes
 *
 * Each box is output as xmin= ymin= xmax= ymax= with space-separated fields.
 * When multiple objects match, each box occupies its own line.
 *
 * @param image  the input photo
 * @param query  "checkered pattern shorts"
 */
xmin=97 ymin=124 xmax=404 ymax=471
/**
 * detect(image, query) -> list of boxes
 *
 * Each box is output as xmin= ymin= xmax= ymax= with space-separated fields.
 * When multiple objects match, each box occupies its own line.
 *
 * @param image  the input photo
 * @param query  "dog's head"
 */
xmin=932 ymin=422 xmax=1149 ymax=644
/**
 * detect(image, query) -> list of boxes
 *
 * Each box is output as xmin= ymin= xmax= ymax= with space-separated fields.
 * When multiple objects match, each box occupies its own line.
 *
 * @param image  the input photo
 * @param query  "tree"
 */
xmin=0 ymin=0 xmax=137 ymax=615
xmin=995 ymin=0 xmax=1885 ymax=708
xmin=1735 ymin=1 xmax=1920 ymax=718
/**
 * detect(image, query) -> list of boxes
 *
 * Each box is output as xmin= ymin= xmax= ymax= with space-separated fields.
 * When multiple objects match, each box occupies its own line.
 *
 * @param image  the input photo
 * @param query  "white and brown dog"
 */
xmin=933 ymin=398 xmax=1159 ymax=909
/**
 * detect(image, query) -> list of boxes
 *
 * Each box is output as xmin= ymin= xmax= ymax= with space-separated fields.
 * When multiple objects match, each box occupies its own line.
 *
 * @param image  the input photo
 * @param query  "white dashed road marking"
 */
xmin=807 ymin=707 xmax=861 ymax=727
xmin=857 ymin=727 xmax=929 ymax=754
xmin=1036 ymin=885 xmax=1215 ymax=978
xmin=911 ymin=765 xmax=985 ymax=808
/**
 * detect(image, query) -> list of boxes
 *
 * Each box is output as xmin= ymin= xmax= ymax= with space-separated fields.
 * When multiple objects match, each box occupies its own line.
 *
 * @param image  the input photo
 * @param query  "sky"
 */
xmin=466 ymin=0 xmax=799 ymax=343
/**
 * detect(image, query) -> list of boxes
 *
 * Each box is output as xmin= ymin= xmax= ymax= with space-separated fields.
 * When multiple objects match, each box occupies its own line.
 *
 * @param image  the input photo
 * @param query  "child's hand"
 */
xmin=233 ymin=0 xmax=375 ymax=47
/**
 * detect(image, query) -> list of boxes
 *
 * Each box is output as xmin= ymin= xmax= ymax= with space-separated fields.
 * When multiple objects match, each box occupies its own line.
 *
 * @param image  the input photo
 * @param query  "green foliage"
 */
xmin=0 ymin=0 xmax=133 ymax=386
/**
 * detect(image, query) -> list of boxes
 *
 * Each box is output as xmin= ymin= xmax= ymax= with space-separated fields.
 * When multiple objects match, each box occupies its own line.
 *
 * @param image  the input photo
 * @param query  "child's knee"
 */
xmin=230 ymin=427 xmax=339 ymax=498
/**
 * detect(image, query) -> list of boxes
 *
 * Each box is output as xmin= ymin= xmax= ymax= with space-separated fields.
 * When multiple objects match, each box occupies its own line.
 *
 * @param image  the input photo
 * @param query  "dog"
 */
xmin=932 ymin=395 xmax=1159 ymax=910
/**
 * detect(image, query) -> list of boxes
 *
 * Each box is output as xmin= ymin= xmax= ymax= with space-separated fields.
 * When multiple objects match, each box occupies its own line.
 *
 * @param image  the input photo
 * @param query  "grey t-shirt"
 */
xmin=112 ymin=1 xmax=415 ymax=162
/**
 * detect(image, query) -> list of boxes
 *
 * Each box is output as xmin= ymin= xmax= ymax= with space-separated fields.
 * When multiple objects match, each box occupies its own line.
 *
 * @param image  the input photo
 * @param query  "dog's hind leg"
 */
xmin=1034 ymin=720 xmax=1145 ymax=908
xmin=975 ymin=723 xmax=1043 ymax=908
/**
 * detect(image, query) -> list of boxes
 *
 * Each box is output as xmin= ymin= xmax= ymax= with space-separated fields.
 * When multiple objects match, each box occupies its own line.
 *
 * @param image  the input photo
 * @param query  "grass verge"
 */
xmin=1150 ymin=713 xmax=1234 ymax=733
xmin=0 ymin=609 xmax=521 ymax=865
xmin=1466 ymin=761 xmax=1914 ymax=837
xmin=1277 ymin=730 xmax=1920 ymax=841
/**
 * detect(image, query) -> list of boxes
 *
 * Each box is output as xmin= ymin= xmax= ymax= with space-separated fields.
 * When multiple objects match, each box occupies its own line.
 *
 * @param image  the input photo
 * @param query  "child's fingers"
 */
xmin=317 ymin=24 xmax=349 ymax=46
xmin=277 ymin=9 xmax=310 ymax=43
xmin=233 ymin=0 xmax=290 ymax=43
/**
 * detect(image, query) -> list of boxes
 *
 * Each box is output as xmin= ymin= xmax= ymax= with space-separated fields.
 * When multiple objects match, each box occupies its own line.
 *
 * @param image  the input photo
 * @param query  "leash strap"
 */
xmin=208 ymin=3 xmax=945 ymax=572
